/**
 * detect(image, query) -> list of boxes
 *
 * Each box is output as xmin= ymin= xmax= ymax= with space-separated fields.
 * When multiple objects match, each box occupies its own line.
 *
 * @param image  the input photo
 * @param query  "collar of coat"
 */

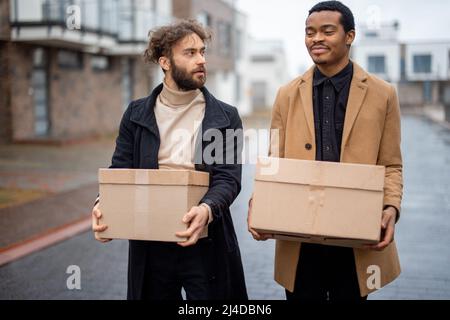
xmin=129 ymin=83 xmax=231 ymax=136
xmin=298 ymin=60 xmax=370 ymax=151
xmin=301 ymin=59 xmax=368 ymax=84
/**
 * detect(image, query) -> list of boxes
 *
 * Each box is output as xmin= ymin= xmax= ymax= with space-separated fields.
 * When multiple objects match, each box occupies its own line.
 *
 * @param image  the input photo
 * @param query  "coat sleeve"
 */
xmin=200 ymin=108 xmax=243 ymax=222
xmin=377 ymin=85 xmax=403 ymax=222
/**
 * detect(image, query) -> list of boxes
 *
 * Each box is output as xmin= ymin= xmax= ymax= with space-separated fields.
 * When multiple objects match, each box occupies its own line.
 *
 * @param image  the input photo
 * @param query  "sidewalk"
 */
xmin=0 ymin=136 xmax=116 ymax=262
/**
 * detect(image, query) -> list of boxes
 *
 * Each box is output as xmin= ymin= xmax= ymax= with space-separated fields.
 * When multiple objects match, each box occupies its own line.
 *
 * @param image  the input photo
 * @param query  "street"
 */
xmin=0 ymin=113 xmax=449 ymax=300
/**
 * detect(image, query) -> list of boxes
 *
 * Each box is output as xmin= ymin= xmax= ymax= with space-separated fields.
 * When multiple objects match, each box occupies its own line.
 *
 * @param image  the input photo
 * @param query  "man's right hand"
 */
xmin=92 ymin=203 xmax=112 ymax=243
xmin=247 ymin=198 xmax=273 ymax=241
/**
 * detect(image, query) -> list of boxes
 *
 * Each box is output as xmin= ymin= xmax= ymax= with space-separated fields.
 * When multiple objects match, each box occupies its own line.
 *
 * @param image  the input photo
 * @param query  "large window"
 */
xmin=448 ymin=50 xmax=450 ymax=72
xmin=368 ymin=55 xmax=386 ymax=74
xmin=122 ymin=58 xmax=134 ymax=110
xmin=251 ymin=55 xmax=275 ymax=63
xmin=197 ymin=11 xmax=212 ymax=27
xmin=42 ymin=0 xmax=71 ymax=22
xmin=218 ymin=21 xmax=232 ymax=57
xmin=91 ymin=55 xmax=110 ymax=71
xmin=32 ymin=48 xmax=50 ymax=137
xmin=99 ymin=0 xmax=119 ymax=34
xmin=58 ymin=50 xmax=83 ymax=69
xmin=251 ymin=81 xmax=267 ymax=110
xmin=423 ymin=81 xmax=432 ymax=103
xmin=413 ymin=54 xmax=432 ymax=73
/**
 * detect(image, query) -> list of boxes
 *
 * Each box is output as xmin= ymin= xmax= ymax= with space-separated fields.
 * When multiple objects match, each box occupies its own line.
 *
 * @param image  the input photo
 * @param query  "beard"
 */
xmin=170 ymin=58 xmax=206 ymax=91
xmin=312 ymin=56 xmax=328 ymax=65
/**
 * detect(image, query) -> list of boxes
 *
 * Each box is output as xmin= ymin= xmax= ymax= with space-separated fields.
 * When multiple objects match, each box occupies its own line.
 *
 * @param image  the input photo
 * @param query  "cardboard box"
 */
xmin=250 ymin=157 xmax=385 ymax=248
xmin=98 ymin=169 xmax=209 ymax=242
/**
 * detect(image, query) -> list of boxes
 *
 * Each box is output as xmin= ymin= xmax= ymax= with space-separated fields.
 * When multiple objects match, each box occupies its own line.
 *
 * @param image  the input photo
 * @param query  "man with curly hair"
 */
xmin=92 ymin=20 xmax=248 ymax=300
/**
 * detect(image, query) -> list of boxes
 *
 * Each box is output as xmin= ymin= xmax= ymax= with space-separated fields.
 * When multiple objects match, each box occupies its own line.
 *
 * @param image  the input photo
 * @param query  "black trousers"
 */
xmin=285 ymin=243 xmax=368 ymax=302
xmin=140 ymin=238 xmax=212 ymax=300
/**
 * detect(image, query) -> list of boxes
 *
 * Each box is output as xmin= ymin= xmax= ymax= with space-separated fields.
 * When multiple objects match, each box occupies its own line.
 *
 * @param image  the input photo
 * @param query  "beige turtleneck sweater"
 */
xmin=155 ymin=82 xmax=205 ymax=170
xmin=155 ymin=81 xmax=212 ymax=223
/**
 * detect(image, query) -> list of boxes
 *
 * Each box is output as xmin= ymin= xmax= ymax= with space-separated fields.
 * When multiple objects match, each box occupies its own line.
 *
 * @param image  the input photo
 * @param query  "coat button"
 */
xmin=305 ymin=143 xmax=312 ymax=150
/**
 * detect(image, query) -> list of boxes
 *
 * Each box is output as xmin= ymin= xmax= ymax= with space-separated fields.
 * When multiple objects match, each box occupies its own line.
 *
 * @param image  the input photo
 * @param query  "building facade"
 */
xmin=352 ymin=21 xmax=450 ymax=122
xmin=0 ymin=0 xmax=172 ymax=143
xmin=246 ymin=39 xmax=290 ymax=112
xmin=172 ymin=0 xmax=241 ymax=111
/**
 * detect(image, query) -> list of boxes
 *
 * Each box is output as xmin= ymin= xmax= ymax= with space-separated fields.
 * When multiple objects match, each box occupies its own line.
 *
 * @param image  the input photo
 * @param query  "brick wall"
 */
xmin=398 ymin=82 xmax=424 ymax=108
xmin=0 ymin=0 xmax=10 ymax=40
xmin=9 ymin=43 xmax=35 ymax=141
xmin=8 ymin=44 xmax=153 ymax=142
xmin=48 ymin=50 xmax=123 ymax=139
xmin=172 ymin=0 xmax=235 ymax=73
xmin=0 ymin=41 xmax=12 ymax=143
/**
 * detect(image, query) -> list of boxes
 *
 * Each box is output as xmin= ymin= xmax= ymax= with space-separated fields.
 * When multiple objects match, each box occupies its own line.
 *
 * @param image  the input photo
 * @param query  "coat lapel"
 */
xmin=341 ymin=62 xmax=368 ymax=154
xmin=298 ymin=66 xmax=315 ymax=140
xmin=194 ymin=87 xmax=231 ymax=168
xmin=200 ymin=86 xmax=230 ymax=131
xmin=129 ymin=83 xmax=163 ymax=138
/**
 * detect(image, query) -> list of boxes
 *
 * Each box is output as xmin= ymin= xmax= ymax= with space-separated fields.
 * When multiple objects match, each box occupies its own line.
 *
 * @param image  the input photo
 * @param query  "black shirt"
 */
xmin=313 ymin=61 xmax=353 ymax=162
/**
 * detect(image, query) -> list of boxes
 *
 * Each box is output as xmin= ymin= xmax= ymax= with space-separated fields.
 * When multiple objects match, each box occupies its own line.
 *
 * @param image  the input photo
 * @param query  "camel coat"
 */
xmin=269 ymin=62 xmax=403 ymax=297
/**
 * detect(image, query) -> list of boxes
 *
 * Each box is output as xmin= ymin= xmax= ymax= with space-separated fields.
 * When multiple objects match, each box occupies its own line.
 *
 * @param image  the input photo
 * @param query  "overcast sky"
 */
xmin=236 ymin=0 xmax=450 ymax=78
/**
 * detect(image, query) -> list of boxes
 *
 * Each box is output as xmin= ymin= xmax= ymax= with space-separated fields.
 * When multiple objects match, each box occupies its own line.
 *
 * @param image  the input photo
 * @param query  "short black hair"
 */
xmin=308 ymin=1 xmax=355 ymax=33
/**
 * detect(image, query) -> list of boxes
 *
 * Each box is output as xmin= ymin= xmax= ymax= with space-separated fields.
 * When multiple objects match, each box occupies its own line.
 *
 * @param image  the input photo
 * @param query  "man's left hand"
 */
xmin=364 ymin=206 xmax=397 ymax=251
xmin=176 ymin=205 xmax=209 ymax=247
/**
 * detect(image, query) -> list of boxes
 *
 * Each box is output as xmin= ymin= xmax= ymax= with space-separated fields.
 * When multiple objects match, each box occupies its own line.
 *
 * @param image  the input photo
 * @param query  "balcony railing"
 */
xmin=10 ymin=0 xmax=172 ymax=43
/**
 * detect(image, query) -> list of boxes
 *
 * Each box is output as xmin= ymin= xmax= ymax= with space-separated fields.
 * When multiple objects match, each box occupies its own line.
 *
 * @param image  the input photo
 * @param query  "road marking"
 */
xmin=0 ymin=216 xmax=91 ymax=267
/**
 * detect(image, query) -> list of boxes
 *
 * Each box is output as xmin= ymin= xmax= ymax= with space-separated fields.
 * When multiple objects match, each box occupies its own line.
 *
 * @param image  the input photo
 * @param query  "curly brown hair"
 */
xmin=143 ymin=19 xmax=212 ymax=65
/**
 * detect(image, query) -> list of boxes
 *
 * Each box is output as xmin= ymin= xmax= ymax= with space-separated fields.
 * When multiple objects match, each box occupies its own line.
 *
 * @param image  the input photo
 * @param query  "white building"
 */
xmin=352 ymin=22 xmax=401 ymax=83
xmin=353 ymin=21 xmax=450 ymax=119
xmin=405 ymin=42 xmax=450 ymax=82
xmin=231 ymin=10 xmax=252 ymax=116
xmin=245 ymin=39 xmax=290 ymax=112
xmin=9 ymin=0 xmax=172 ymax=55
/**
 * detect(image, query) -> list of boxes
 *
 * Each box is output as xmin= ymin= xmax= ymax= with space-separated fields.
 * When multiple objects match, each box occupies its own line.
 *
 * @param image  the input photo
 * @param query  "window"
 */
xmin=197 ymin=11 xmax=211 ymax=27
xmin=91 ymin=55 xmax=110 ymax=71
xmin=32 ymin=48 xmax=50 ymax=136
xmin=365 ymin=31 xmax=378 ymax=38
xmin=400 ymin=57 xmax=406 ymax=81
xmin=235 ymin=74 xmax=241 ymax=102
xmin=423 ymin=81 xmax=432 ymax=102
xmin=100 ymin=0 xmax=119 ymax=34
xmin=42 ymin=0 xmax=70 ymax=22
xmin=413 ymin=54 xmax=432 ymax=73
xmin=218 ymin=21 xmax=232 ymax=57
xmin=368 ymin=55 xmax=386 ymax=74
xmin=448 ymin=50 xmax=450 ymax=71
xmin=251 ymin=81 xmax=267 ymax=110
xmin=58 ymin=50 xmax=83 ymax=69
xmin=251 ymin=55 xmax=275 ymax=63
xmin=122 ymin=58 xmax=134 ymax=110
xmin=151 ymin=0 xmax=157 ymax=11
xmin=118 ymin=0 xmax=134 ymax=41
xmin=235 ymin=29 xmax=243 ymax=60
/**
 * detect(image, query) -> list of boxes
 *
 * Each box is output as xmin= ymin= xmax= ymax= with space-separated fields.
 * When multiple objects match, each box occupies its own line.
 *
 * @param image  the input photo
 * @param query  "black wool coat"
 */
xmin=108 ymin=84 xmax=248 ymax=300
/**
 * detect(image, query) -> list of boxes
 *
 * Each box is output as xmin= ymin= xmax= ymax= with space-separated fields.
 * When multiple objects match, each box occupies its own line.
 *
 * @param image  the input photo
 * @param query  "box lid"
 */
xmin=98 ymin=169 xmax=209 ymax=186
xmin=256 ymin=157 xmax=385 ymax=192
